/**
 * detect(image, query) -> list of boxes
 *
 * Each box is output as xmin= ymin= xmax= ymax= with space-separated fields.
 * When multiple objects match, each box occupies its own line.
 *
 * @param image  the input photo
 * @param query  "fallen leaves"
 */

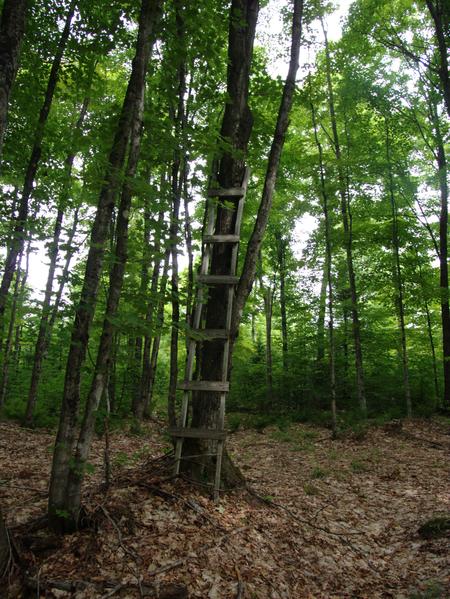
xmin=1 ymin=418 xmax=449 ymax=597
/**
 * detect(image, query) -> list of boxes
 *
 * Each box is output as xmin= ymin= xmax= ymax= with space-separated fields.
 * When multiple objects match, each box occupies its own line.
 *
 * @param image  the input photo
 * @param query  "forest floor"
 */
xmin=0 ymin=417 xmax=449 ymax=598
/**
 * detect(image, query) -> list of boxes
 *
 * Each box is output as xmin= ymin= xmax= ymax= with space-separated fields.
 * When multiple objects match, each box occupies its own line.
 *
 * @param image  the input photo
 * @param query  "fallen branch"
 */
xmin=24 ymin=576 xmax=188 ymax=598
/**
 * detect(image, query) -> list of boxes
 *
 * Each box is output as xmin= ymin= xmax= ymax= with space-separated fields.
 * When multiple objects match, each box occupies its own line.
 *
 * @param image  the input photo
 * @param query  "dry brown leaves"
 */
xmin=0 ymin=418 xmax=449 ymax=598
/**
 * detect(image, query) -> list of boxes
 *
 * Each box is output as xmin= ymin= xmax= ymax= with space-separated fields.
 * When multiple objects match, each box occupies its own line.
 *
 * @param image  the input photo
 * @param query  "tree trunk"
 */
xmin=144 ymin=246 xmax=171 ymax=418
xmin=167 ymin=2 xmax=186 ymax=429
xmin=310 ymin=88 xmax=337 ymax=436
xmin=0 ymin=0 xmax=28 ymax=153
xmin=47 ymin=207 xmax=80 ymax=331
xmin=385 ymin=119 xmax=412 ymax=417
xmin=257 ymin=257 xmax=274 ymax=408
xmin=232 ymin=0 xmax=304 ymax=336
xmin=25 ymin=97 xmax=90 ymax=426
xmin=64 ymin=73 xmax=146 ymax=522
xmin=0 ymin=258 xmax=21 ymax=407
xmin=321 ymin=19 xmax=366 ymax=414
xmin=417 ymin=261 xmax=440 ymax=402
xmin=316 ymin=257 xmax=328 ymax=366
xmin=133 ymin=200 xmax=166 ymax=421
xmin=48 ymin=0 xmax=162 ymax=533
xmin=180 ymin=0 xmax=260 ymax=486
xmin=183 ymin=0 xmax=304 ymax=488
xmin=275 ymin=231 xmax=288 ymax=371
xmin=0 ymin=0 xmax=76 ymax=325
xmin=429 ymin=99 xmax=450 ymax=408
xmin=425 ymin=0 xmax=450 ymax=119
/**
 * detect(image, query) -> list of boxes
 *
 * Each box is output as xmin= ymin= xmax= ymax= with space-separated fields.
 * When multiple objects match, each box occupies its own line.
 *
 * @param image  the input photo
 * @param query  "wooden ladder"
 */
xmin=169 ymin=167 xmax=250 ymax=500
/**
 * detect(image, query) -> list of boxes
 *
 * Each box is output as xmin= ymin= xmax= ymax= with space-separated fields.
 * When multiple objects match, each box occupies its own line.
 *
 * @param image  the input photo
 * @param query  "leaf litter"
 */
xmin=0 ymin=418 xmax=449 ymax=598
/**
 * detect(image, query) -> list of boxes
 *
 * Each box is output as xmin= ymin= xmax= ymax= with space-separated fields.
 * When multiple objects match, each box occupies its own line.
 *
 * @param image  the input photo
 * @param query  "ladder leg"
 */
xmin=174 ymin=389 xmax=190 ymax=475
xmin=214 ymin=439 xmax=224 ymax=502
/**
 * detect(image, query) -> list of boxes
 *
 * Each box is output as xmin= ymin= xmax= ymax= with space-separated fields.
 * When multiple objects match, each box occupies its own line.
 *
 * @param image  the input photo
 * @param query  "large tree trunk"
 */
xmin=25 ymin=97 xmax=90 ymax=426
xmin=64 ymin=71 xmax=147 ymax=522
xmin=48 ymin=0 xmax=162 ymax=533
xmin=385 ymin=119 xmax=412 ymax=417
xmin=180 ymin=0 xmax=260 ymax=486
xmin=232 ymin=0 xmax=304 ymax=335
xmin=0 ymin=0 xmax=76 ymax=326
xmin=321 ymin=19 xmax=366 ymax=414
xmin=182 ymin=0 xmax=304 ymax=488
xmin=425 ymin=0 xmax=450 ymax=119
xmin=0 ymin=0 xmax=28 ymax=153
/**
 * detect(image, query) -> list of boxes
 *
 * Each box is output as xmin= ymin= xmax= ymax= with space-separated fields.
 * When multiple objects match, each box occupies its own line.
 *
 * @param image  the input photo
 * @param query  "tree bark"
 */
xmin=429 ymin=99 xmax=450 ymax=407
xmin=25 ymin=97 xmax=90 ymax=426
xmin=64 ymin=73 xmax=146 ymax=521
xmin=180 ymin=0 xmax=260 ymax=486
xmin=144 ymin=246 xmax=171 ymax=418
xmin=321 ymin=19 xmax=366 ymax=414
xmin=133 ymin=200 xmax=166 ymax=421
xmin=0 ymin=0 xmax=28 ymax=153
xmin=167 ymin=16 xmax=187 ymax=428
xmin=425 ymin=0 xmax=450 ymax=119
xmin=183 ymin=0 xmax=304 ymax=487
xmin=275 ymin=231 xmax=289 ymax=371
xmin=385 ymin=119 xmax=412 ymax=417
xmin=310 ymin=88 xmax=337 ymax=436
xmin=0 ymin=0 xmax=76 ymax=325
xmin=232 ymin=0 xmax=304 ymax=337
xmin=48 ymin=0 xmax=162 ymax=532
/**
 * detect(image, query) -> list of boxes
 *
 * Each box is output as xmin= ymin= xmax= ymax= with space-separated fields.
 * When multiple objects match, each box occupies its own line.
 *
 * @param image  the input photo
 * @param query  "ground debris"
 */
xmin=1 ymin=418 xmax=449 ymax=598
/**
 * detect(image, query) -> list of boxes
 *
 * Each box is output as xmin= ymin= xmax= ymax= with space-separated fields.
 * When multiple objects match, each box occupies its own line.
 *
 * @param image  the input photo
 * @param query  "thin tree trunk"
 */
xmin=0 ymin=0 xmax=28 ymax=153
xmin=275 ymin=231 xmax=288 ymax=370
xmin=47 ymin=207 xmax=80 ymax=331
xmin=321 ymin=19 xmax=366 ymax=414
xmin=183 ymin=169 xmax=194 ymax=334
xmin=316 ymin=257 xmax=328 ymax=366
xmin=417 ymin=261 xmax=440 ymax=402
xmin=310 ymin=88 xmax=337 ymax=436
xmin=48 ymin=0 xmax=162 ymax=532
xmin=429 ymin=100 xmax=450 ymax=408
xmin=0 ymin=0 xmax=76 ymax=324
xmin=167 ymin=2 xmax=186 ymax=429
xmin=25 ymin=97 xmax=90 ymax=426
xmin=385 ymin=119 xmax=412 ymax=417
xmin=0 ymin=259 xmax=21 ymax=407
xmin=133 ymin=198 xmax=166 ymax=420
xmin=144 ymin=246 xmax=171 ymax=418
xmin=263 ymin=284 xmax=274 ymax=407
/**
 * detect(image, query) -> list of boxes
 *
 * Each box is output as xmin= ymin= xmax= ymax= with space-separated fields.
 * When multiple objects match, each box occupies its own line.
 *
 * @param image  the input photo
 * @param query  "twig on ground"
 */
xmin=235 ymin=564 xmax=244 ymax=598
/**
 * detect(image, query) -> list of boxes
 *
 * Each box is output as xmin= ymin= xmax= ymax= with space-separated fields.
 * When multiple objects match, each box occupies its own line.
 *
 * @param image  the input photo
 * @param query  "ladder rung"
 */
xmin=203 ymin=234 xmax=240 ymax=244
xmin=188 ymin=328 xmax=229 ymax=340
xmin=169 ymin=427 xmax=227 ymax=440
xmin=178 ymin=380 xmax=230 ymax=392
xmin=197 ymin=275 xmax=239 ymax=285
xmin=207 ymin=187 xmax=245 ymax=197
